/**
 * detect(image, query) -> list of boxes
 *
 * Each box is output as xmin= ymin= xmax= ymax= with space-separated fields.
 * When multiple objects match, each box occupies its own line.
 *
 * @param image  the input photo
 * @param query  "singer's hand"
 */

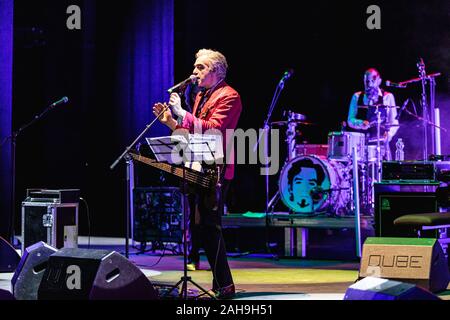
xmin=153 ymin=103 xmax=176 ymax=130
xmin=169 ymin=93 xmax=186 ymax=118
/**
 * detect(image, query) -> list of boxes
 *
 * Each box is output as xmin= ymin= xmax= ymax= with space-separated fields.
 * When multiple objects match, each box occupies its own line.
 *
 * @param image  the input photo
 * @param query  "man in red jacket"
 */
xmin=153 ymin=49 xmax=242 ymax=299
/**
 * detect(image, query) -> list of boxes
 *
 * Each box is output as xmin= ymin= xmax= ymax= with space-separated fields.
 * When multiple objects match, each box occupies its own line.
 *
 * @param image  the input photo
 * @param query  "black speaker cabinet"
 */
xmin=374 ymin=183 xmax=439 ymax=237
xmin=344 ymin=277 xmax=440 ymax=300
xmin=11 ymin=241 xmax=57 ymax=300
xmin=21 ymin=202 xmax=78 ymax=253
xmin=0 ymin=289 xmax=14 ymax=301
xmin=0 ymin=236 xmax=20 ymax=272
xmin=37 ymin=248 xmax=158 ymax=300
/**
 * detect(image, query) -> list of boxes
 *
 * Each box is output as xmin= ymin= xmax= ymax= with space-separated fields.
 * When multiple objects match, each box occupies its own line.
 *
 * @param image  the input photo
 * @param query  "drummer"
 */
xmin=347 ymin=68 xmax=399 ymax=160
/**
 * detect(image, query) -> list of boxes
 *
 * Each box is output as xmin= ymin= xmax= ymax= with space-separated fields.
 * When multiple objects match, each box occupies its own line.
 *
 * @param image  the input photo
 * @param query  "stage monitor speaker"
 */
xmin=0 ymin=289 xmax=15 ymax=300
xmin=11 ymin=241 xmax=57 ymax=300
xmin=0 ymin=236 xmax=20 ymax=272
xmin=344 ymin=276 xmax=440 ymax=300
xmin=359 ymin=237 xmax=450 ymax=293
xmin=37 ymin=248 xmax=158 ymax=300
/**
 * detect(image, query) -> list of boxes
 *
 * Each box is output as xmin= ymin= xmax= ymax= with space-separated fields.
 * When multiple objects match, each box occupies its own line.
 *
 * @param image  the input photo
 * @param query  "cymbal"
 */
xmin=368 ymin=122 xmax=400 ymax=129
xmin=382 ymin=124 xmax=400 ymax=128
xmin=358 ymin=105 xmax=400 ymax=109
xmin=270 ymin=120 xmax=316 ymax=126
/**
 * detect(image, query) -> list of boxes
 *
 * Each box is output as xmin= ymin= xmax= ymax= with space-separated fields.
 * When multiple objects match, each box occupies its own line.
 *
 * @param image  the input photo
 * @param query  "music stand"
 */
xmin=146 ymin=134 xmax=224 ymax=300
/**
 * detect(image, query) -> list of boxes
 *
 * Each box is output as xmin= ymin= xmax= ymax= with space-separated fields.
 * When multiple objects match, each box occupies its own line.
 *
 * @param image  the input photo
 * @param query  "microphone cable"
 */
xmin=79 ymin=197 xmax=91 ymax=249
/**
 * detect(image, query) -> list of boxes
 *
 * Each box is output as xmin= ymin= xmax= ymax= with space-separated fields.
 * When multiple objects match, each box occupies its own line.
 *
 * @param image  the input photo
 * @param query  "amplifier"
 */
xmin=382 ymin=161 xmax=435 ymax=181
xmin=374 ymin=182 xmax=439 ymax=238
xmin=434 ymin=161 xmax=450 ymax=182
xmin=25 ymin=189 xmax=80 ymax=204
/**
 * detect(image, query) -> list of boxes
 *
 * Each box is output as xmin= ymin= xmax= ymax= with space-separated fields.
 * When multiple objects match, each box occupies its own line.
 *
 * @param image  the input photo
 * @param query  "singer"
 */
xmin=347 ymin=68 xmax=399 ymax=160
xmin=153 ymin=49 xmax=242 ymax=299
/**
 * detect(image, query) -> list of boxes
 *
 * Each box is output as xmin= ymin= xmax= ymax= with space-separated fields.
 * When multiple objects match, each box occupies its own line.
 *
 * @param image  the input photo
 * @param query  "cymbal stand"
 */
xmin=253 ymin=72 xmax=290 ymax=259
xmin=418 ymin=58 xmax=429 ymax=160
xmin=375 ymin=106 xmax=382 ymax=182
xmin=254 ymin=72 xmax=291 ymax=215
xmin=394 ymin=65 xmax=442 ymax=158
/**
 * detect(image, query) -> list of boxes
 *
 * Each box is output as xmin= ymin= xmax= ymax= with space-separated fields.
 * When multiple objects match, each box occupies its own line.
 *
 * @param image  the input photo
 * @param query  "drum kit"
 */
xmin=270 ymin=109 xmax=395 ymax=217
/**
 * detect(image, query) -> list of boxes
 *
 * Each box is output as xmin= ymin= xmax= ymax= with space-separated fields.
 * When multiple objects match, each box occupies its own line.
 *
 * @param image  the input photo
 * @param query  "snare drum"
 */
xmin=327 ymin=131 xmax=365 ymax=161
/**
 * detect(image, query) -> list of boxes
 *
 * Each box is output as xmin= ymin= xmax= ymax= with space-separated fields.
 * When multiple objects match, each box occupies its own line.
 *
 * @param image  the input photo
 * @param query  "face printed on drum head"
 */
xmin=289 ymin=167 xmax=317 ymax=210
xmin=284 ymin=157 xmax=327 ymax=213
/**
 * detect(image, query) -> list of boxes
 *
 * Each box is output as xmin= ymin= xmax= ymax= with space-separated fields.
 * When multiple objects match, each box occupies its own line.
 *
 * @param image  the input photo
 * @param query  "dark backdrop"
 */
xmin=7 ymin=0 xmax=450 ymax=237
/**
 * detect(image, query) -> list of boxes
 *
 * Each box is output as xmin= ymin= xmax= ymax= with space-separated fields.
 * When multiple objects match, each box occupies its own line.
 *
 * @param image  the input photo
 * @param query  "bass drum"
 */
xmin=279 ymin=155 xmax=351 ymax=215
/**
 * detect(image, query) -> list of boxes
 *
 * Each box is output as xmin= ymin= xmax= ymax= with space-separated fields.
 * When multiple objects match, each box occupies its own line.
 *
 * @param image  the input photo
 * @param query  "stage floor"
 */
xmin=2 ymin=236 xmax=450 ymax=300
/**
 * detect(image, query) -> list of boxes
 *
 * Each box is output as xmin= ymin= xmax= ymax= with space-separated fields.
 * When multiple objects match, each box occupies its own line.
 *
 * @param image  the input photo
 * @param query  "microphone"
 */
xmin=395 ymin=98 xmax=409 ymax=120
xmin=167 ymin=75 xmax=198 ymax=94
xmin=310 ymin=186 xmax=328 ymax=201
xmin=279 ymin=69 xmax=294 ymax=84
xmin=50 ymin=96 xmax=69 ymax=108
xmin=385 ymin=80 xmax=406 ymax=88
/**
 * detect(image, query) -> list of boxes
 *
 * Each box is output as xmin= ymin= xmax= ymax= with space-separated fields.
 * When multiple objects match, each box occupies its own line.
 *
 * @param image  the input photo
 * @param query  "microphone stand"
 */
xmin=388 ymin=65 xmax=442 ymax=160
xmin=0 ymin=100 xmax=67 ymax=245
xmin=402 ymin=105 xmax=447 ymax=134
xmin=430 ymin=77 xmax=441 ymax=155
xmin=110 ymin=104 xmax=170 ymax=259
xmin=253 ymin=76 xmax=287 ymax=260
xmin=254 ymin=78 xmax=286 ymax=214
xmin=418 ymin=59 xmax=429 ymax=161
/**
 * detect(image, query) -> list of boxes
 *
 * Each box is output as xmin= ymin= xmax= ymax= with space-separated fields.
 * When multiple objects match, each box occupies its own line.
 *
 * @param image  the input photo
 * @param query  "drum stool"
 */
xmin=393 ymin=212 xmax=450 ymax=260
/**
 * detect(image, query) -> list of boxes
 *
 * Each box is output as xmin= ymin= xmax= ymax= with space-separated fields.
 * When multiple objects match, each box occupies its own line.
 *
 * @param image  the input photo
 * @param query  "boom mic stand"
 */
xmin=389 ymin=59 xmax=442 ymax=160
xmin=253 ymin=70 xmax=293 ymax=259
xmin=417 ymin=59 xmax=429 ymax=160
xmin=110 ymin=104 xmax=170 ymax=259
xmin=0 ymin=97 xmax=68 ymax=245
xmin=402 ymin=101 xmax=447 ymax=137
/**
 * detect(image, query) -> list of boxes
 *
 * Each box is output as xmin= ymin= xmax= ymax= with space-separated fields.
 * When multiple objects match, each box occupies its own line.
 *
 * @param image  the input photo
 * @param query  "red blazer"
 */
xmin=177 ymin=81 xmax=242 ymax=180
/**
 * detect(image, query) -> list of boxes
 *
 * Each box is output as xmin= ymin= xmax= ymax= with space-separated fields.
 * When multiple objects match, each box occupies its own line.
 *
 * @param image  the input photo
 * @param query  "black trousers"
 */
xmin=188 ymin=180 xmax=233 ymax=290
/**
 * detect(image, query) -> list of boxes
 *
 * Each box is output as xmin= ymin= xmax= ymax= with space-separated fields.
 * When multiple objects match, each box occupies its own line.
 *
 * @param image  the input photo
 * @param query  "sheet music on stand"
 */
xmin=146 ymin=133 xmax=224 ymax=171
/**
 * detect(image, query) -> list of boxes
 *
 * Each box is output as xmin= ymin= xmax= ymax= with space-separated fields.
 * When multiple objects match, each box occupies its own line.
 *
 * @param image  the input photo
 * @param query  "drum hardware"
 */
xmin=357 ymin=104 xmax=400 ymax=109
xmin=374 ymin=105 xmax=383 ymax=182
xmin=267 ymin=111 xmax=311 ymax=213
xmin=283 ymin=110 xmax=306 ymax=121
xmin=255 ymin=72 xmax=294 ymax=218
xmin=389 ymin=60 xmax=443 ymax=159
xmin=351 ymin=146 xmax=362 ymax=257
xmin=270 ymin=120 xmax=315 ymax=126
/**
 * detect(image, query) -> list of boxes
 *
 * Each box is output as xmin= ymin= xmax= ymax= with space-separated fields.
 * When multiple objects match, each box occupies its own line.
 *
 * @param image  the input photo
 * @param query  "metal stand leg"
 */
xmin=284 ymin=227 xmax=308 ymax=258
xmin=162 ymin=167 xmax=216 ymax=300
xmin=124 ymin=154 xmax=134 ymax=259
xmin=352 ymin=147 xmax=362 ymax=258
